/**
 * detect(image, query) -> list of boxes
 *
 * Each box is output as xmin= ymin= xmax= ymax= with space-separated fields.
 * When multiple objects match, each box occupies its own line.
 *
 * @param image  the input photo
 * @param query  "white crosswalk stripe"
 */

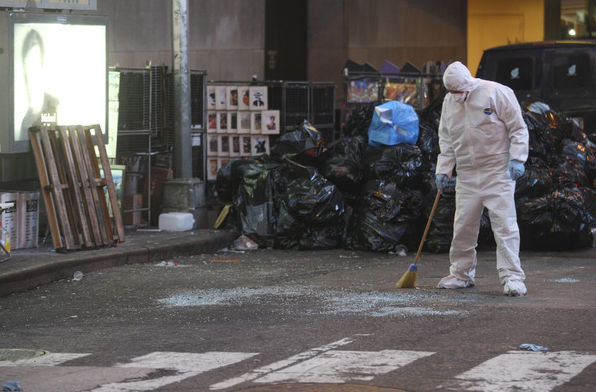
xmin=210 ymin=337 xmax=357 ymax=390
xmin=88 ymin=351 xmax=258 ymax=392
xmin=440 ymin=350 xmax=596 ymax=392
xmin=0 ymin=352 xmax=90 ymax=367
xmin=250 ymin=349 xmax=434 ymax=384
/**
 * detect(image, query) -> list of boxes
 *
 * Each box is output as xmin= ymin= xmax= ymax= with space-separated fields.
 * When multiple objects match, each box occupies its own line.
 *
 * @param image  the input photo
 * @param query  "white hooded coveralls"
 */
xmin=436 ymin=61 xmax=529 ymax=286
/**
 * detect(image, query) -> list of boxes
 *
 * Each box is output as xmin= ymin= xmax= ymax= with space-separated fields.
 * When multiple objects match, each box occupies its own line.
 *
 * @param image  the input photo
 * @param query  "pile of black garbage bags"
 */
xmin=215 ymin=98 xmax=596 ymax=252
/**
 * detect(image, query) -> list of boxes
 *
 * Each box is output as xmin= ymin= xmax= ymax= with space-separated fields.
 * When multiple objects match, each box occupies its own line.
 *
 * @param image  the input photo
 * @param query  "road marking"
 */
xmin=442 ymin=350 xmax=596 ymax=392
xmin=0 ymin=352 xmax=90 ymax=366
xmin=253 ymin=349 xmax=434 ymax=384
xmin=0 ymin=365 xmax=154 ymax=392
xmin=1 ymin=347 xmax=595 ymax=392
xmin=210 ymin=337 xmax=358 ymax=390
xmin=89 ymin=351 xmax=257 ymax=392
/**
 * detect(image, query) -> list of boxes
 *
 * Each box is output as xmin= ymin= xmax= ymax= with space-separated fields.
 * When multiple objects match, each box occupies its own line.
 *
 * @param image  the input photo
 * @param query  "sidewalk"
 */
xmin=0 ymin=229 xmax=236 ymax=297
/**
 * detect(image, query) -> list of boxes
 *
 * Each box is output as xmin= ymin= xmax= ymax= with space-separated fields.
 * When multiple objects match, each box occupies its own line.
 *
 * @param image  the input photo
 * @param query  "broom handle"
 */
xmin=413 ymin=188 xmax=442 ymax=265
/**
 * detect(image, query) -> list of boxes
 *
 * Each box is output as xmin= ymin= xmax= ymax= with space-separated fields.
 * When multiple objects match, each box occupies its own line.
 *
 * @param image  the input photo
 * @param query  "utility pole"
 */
xmin=172 ymin=0 xmax=191 ymax=179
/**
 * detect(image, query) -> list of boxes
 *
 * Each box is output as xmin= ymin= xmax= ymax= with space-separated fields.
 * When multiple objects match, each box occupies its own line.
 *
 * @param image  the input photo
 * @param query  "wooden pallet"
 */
xmin=29 ymin=125 xmax=125 ymax=251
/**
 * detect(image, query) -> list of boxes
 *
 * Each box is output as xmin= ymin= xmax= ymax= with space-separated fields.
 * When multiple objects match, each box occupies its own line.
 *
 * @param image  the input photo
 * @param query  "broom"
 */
xmin=396 ymin=188 xmax=442 ymax=288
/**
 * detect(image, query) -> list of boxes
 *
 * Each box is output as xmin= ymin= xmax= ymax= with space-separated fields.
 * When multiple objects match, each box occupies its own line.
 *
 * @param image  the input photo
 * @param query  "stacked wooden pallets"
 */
xmin=29 ymin=124 xmax=125 ymax=251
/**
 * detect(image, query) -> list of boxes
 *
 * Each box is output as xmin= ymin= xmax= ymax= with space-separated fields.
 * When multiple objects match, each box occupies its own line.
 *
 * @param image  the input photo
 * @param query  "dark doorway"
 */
xmin=265 ymin=0 xmax=307 ymax=81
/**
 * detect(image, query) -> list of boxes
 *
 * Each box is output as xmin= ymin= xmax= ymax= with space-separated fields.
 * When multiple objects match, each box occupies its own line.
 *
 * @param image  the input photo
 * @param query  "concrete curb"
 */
xmin=0 ymin=230 xmax=236 ymax=297
xmin=143 ymin=232 xmax=236 ymax=262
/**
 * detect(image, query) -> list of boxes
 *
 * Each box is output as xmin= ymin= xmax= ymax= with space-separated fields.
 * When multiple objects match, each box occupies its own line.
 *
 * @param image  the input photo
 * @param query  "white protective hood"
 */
xmin=442 ymin=61 xmax=481 ymax=92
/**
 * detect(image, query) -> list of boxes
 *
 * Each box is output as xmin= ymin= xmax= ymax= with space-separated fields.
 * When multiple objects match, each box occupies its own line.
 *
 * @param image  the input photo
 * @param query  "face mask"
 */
xmin=452 ymin=91 xmax=468 ymax=103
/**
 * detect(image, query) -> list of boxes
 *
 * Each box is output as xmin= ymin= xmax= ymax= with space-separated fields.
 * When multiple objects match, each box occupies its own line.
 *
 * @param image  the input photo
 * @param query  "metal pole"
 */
xmin=172 ymin=0 xmax=192 ymax=178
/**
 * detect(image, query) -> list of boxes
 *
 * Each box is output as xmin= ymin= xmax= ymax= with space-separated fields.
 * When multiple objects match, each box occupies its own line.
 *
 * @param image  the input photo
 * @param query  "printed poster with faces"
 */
xmin=249 ymin=86 xmax=268 ymax=110
xmin=238 ymin=86 xmax=250 ymax=110
xmin=251 ymin=135 xmax=270 ymax=156
xmin=261 ymin=110 xmax=280 ymax=135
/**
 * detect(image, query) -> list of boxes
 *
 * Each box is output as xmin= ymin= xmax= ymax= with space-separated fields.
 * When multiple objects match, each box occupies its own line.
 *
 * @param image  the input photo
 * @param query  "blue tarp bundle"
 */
xmin=368 ymin=100 xmax=419 ymax=147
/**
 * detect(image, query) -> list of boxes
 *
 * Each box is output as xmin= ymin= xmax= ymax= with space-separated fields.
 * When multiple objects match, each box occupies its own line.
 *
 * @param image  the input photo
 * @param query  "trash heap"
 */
xmin=515 ymin=102 xmax=596 ymax=250
xmin=215 ymin=98 xmax=596 ymax=252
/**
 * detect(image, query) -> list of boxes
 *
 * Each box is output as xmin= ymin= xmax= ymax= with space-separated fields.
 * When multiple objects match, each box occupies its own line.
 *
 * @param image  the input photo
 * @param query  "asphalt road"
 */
xmin=0 ymin=246 xmax=595 ymax=392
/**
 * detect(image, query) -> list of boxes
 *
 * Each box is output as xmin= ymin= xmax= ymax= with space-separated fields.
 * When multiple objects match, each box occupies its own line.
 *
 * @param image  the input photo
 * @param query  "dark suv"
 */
xmin=476 ymin=40 xmax=596 ymax=134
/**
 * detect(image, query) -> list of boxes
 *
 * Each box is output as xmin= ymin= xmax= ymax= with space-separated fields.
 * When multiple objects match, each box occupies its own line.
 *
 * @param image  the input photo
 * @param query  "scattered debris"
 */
xmin=520 ymin=343 xmax=549 ymax=352
xmin=390 ymin=245 xmax=408 ymax=257
xmin=215 ymin=247 xmax=246 ymax=254
xmin=155 ymin=261 xmax=186 ymax=267
xmin=2 ymin=381 xmax=24 ymax=391
xmin=211 ymin=260 xmax=241 ymax=263
xmin=232 ymin=235 xmax=259 ymax=251
xmin=158 ymin=286 xmax=466 ymax=318
xmin=550 ymin=278 xmax=580 ymax=283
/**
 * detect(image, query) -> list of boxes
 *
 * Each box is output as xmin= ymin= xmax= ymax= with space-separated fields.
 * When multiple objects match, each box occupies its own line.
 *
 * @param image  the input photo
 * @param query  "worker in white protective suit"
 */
xmin=435 ymin=61 xmax=529 ymax=296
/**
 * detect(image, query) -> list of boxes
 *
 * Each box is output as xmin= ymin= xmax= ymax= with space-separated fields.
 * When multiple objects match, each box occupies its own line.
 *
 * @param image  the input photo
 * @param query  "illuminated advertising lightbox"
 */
xmin=0 ymin=12 xmax=107 ymax=153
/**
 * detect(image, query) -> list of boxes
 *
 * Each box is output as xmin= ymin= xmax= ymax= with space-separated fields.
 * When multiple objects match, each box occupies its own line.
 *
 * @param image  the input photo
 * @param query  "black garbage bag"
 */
xmin=216 ymin=156 xmax=267 ymax=202
xmin=362 ymin=145 xmax=384 ymax=180
xmin=274 ymin=202 xmax=346 ymax=251
xmin=568 ymin=119 xmax=586 ymax=142
xmin=344 ymin=209 xmax=418 ymax=253
xmin=559 ymin=138 xmax=587 ymax=166
xmin=420 ymin=162 xmax=440 ymax=194
xmin=551 ymin=156 xmax=589 ymax=189
xmin=299 ymin=225 xmax=345 ymax=250
xmin=319 ymin=136 xmax=366 ymax=200
xmin=362 ymin=144 xmax=424 ymax=188
xmin=517 ymin=187 xmax=593 ymax=251
xmin=526 ymin=126 xmax=551 ymax=162
xmin=424 ymin=184 xmax=456 ymax=253
xmin=559 ymin=137 xmax=596 ymax=185
xmin=215 ymin=158 xmax=239 ymax=203
xmin=273 ymin=195 xmax=304 ymax=250
xmin=417 ymin=120 xmax=440 ymax=166
xmin=234 ymin=158 xmax=284 ymax=246
xmin=283 ymin=163 xmax=346 ymax=226
xmin=523 ymin=101 xmax=582 ymax=148
xmin=579 ymin=187 xmax=596 ymax=228
xmin=374 ymin=144 xmax=425 ymax=188
xmin=345 ymin=101 xmax=377 ymax=138
xmin=271 ymin=120 xmax=327 ymax=166
xmin=583 ymin=139 xmax=596 ymax=184
xmin=272 ymin=162 xmax=347 ymax=249
xmin=362 ymin=179 xmax=423 ymax=222
xmin=523 ymin=113 xmax=557 ymax=160
xmin=515 ymin=156 xmax=553 ymax=198
xmin=516 ymin=195 xmax=551 ymax=249
xmin=344 ymin=179 xmax=423 ymax=252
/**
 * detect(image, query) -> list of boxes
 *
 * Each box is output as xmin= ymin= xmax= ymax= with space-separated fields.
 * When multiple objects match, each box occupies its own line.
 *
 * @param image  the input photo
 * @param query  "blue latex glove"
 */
xmin=435 ymin=174 xmax=450 ymax=190
xmin=508 ymin=160 xmax=525 ymax=181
